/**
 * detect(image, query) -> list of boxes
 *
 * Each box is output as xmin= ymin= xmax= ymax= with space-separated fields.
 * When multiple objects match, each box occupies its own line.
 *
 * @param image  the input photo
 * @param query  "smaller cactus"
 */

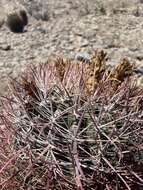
xmin=6 ymin=10 xmax=28 ymax=33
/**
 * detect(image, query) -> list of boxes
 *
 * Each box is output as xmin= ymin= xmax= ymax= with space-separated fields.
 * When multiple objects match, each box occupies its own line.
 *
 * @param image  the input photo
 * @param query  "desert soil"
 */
xmin=0 ymin=0 xmax=143 ymax=95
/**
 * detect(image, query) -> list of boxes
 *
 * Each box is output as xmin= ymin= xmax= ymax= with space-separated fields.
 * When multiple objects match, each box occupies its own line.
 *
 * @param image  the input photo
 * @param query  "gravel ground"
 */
xmin=0 ymin=0 xmax=143 ymax=95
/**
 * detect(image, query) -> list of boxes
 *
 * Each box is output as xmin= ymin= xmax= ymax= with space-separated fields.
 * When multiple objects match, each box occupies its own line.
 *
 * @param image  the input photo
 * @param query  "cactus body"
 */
xmin=0 ymin=51 xmax=142 ymax=189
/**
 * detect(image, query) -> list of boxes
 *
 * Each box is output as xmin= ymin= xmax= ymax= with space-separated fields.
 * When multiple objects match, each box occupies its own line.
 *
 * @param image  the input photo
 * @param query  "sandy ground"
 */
xmin=0 ymin=0 xmax=143 ymax=95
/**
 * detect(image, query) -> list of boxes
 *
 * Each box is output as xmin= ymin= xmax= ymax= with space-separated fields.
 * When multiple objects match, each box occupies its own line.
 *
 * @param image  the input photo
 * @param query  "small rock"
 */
xmin=75 ymin=52 xmax=90 ymax=63
xmin=0 ymin=45 xmax=11 ymax=51
xmin=136 ymin=55 xmax=143 ymax=61
xmin=134 ymin=67 xmax=143 ymax=75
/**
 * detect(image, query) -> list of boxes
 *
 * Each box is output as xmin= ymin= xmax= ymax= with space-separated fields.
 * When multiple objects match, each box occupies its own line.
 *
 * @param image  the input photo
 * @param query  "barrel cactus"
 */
xmin=6 ymin=9 xmax=28 ymax=33
xmin=0 ymin=50 xmax=143 ymax=189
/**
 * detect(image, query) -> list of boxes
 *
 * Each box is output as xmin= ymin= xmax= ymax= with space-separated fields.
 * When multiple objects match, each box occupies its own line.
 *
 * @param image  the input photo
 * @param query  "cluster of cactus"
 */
xmin=0 ymin=50 xmax=143 ymax=189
